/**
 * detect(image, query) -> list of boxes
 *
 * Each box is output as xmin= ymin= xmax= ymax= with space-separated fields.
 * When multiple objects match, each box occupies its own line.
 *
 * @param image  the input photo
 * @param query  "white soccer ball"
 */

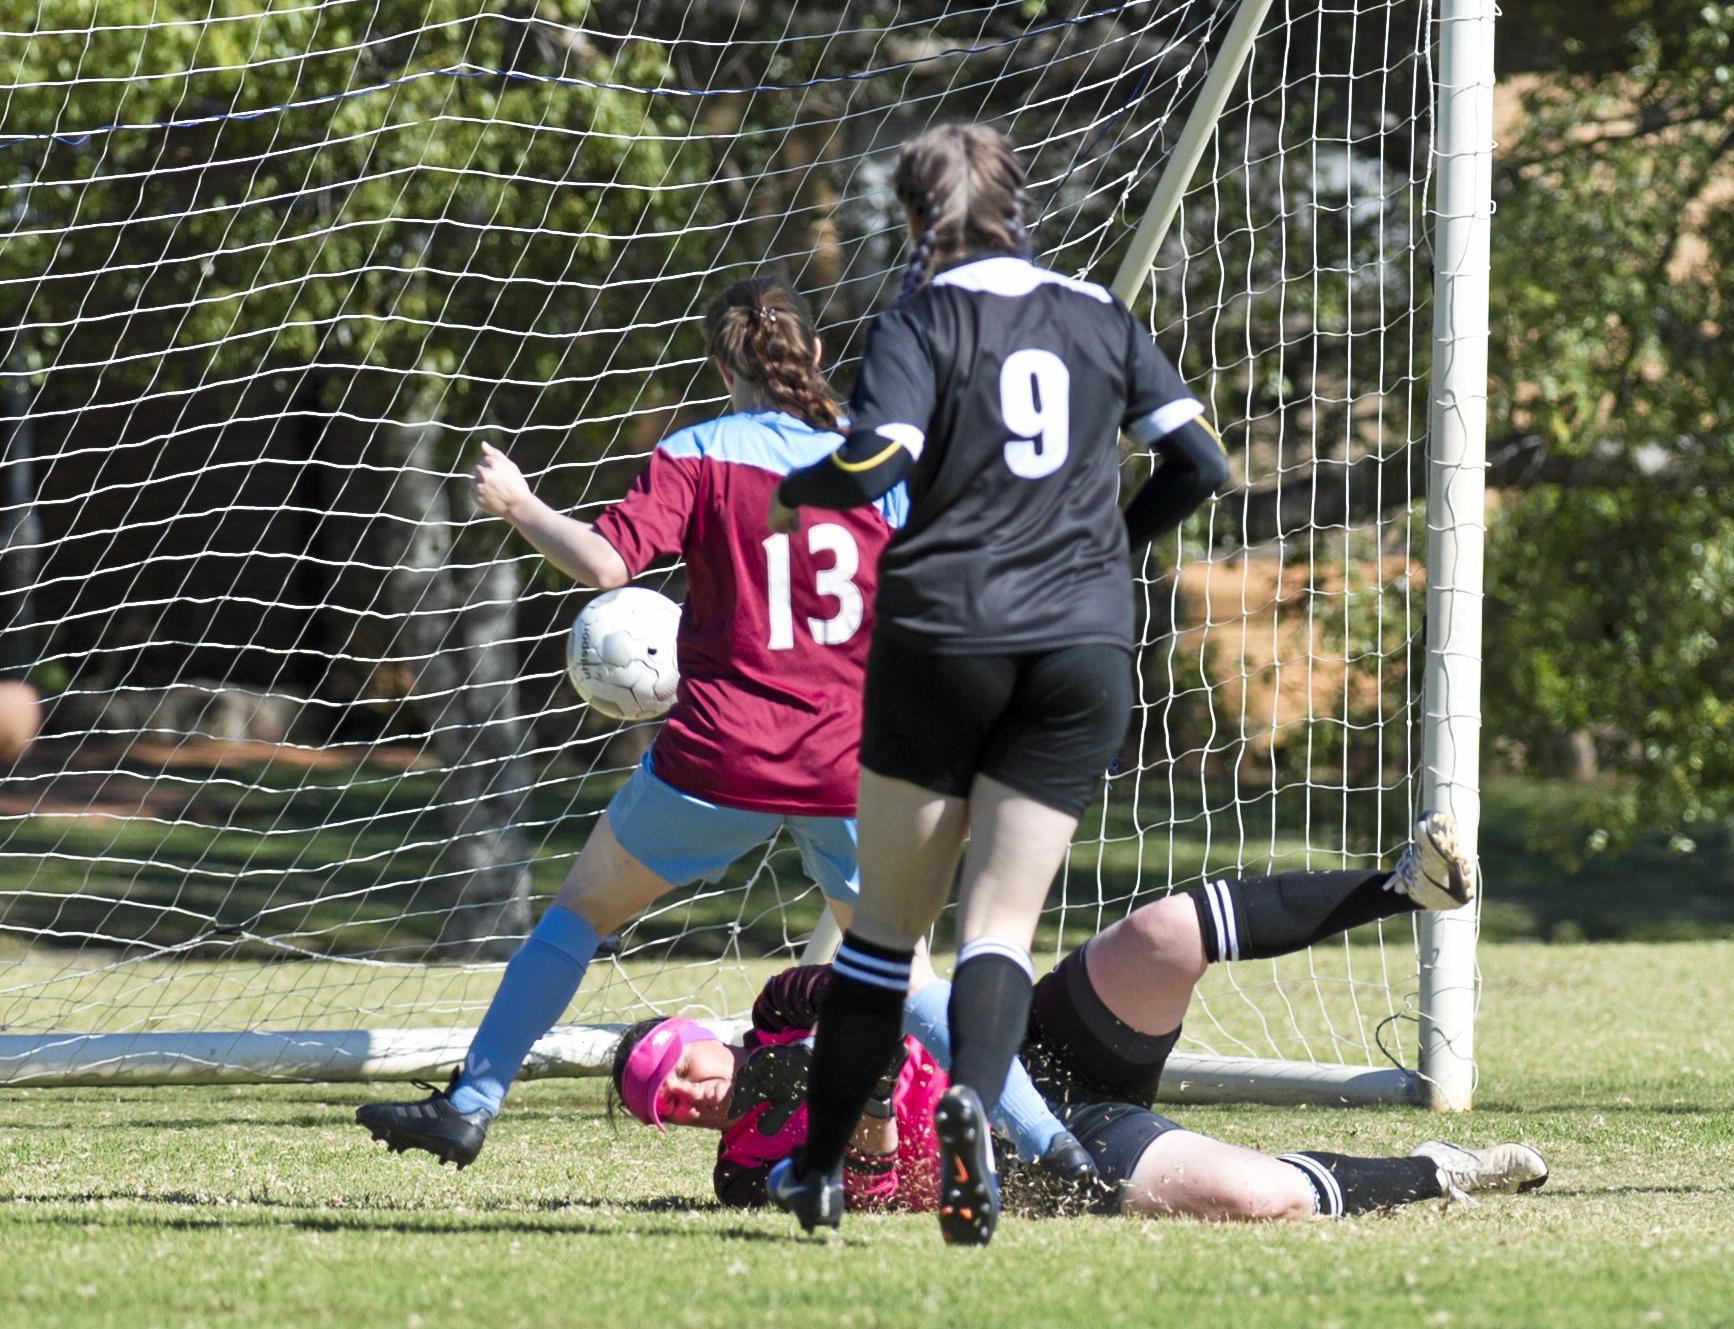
xmin=566 ymin=587 xmax=682 ymax=722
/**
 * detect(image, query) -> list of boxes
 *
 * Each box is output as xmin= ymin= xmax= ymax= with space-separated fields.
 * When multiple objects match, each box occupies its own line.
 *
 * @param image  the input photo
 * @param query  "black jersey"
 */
xmin=846 ymin=253 xmax=1203 ymax=652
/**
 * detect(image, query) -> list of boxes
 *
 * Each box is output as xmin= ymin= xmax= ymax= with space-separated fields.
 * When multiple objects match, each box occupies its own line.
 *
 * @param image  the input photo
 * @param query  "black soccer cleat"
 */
xmin=355 ymin=1075 xmax=490 ymax=1170
xmin=1034 ymin=1129 xmax=1100 ymax=1193
xmin=767 ymin=1152 xmax=844 ymax=1234
xmin=934 ymin=1085 xmax=1001 ymax=1247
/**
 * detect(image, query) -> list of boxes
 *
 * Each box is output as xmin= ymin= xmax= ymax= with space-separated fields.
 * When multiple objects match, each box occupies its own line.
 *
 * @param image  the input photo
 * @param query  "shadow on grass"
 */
xmin=1473 ymin=1101 xmax=1734 ymax=1116
xmin=1579 ymin=1185 xmax=1734 ymax=1197
xmin=0 ymin=1113 xmax=337 ymax=1131
xmin=3 ymin=1194 xmax=820 ymax=1244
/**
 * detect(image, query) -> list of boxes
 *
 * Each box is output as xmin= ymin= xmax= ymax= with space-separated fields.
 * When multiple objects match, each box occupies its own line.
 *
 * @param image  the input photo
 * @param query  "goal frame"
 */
xmin=0 ymin=0 xmax=1494 ymax=1110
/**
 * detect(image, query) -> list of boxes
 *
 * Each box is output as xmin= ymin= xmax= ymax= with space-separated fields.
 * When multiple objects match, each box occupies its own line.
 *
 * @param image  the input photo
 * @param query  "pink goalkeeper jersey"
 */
xmin=713 ymin=965 xmax=948 ymax=1213
xmin=590 ymin=409 xmax=906 ymax=816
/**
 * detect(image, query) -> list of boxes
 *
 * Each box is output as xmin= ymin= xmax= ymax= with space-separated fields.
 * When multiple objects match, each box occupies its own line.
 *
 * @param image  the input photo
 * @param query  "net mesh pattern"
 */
xmin=0 ymin=0 xmax=1438 ymax=1079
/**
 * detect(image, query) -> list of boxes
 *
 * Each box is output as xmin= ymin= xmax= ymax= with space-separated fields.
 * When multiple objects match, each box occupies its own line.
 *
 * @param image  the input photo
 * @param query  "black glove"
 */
xmin=728 ymin=1041 xmax=812 ymax=1137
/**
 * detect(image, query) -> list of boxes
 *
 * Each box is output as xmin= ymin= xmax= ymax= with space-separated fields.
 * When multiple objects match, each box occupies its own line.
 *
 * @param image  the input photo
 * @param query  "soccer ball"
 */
xmin=566 ymin=587 xmax=681 ymax=722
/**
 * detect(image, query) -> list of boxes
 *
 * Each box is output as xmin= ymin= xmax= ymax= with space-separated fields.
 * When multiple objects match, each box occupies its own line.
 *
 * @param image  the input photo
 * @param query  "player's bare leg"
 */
xmin=356 ymin=815 xmax=673 ymax=1168
xmin=925 ymin=777 xmax=1080 ymax=1246
xmin=1078 ymin=811 xmax=1474 ymax=1048
xmin=770 ymin=770 xmax=966 ymax=1233
xmin=849 ymin=769 xmax=969 ymax=948
xmin=1083 ymin=892 xmax=1208 ymax=1038
xmin=954 ymin=777 xmax=1078 ymax=951
xmin=830 ymin=819 xmax=1093 ymax=1194
xmin=549 ymin=813 xmax=680 ymax=931
xmin=1121 ymin=1128 xmax=1512 ymax=1220
xmin=1123 ymin=1131 xmax=1318 ymax=1221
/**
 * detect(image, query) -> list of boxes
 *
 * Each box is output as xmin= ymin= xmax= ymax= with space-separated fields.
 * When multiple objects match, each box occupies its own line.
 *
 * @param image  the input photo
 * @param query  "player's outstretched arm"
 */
xmin=471 ymin=443 xmax=630 ymax=589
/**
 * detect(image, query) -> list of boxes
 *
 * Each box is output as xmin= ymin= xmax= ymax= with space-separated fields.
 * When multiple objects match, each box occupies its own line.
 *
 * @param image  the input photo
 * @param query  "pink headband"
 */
xmin=620 ymin=1017 xmax=720 ymax=1132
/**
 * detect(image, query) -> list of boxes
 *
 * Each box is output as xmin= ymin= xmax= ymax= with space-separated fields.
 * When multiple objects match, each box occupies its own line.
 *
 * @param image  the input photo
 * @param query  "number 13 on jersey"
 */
xmin=763 ymin=525 xmax=863 ymax=650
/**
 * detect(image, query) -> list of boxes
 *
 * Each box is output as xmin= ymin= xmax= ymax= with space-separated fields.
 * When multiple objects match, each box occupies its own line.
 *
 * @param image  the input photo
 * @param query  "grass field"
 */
xmin=3 ymin=939 xmax=1730 ymax=1329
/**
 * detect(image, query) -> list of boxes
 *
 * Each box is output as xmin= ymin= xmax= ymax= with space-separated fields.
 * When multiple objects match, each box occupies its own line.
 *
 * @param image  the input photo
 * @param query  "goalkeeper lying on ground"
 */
xmin=611 ymin=814 xmax=1549 ymax=1221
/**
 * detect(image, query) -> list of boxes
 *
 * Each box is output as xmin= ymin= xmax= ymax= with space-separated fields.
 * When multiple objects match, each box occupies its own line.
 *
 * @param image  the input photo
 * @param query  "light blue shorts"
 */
xmin=605 ymin=753 xmax=859 ymax=905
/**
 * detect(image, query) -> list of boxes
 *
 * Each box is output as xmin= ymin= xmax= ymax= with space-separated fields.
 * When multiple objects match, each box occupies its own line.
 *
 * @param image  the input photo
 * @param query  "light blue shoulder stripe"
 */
xmin=875 ymin=482 xmax=910 ymax=531
xmin=656 ymin=410 xmax=843 ymax=476
xmin=655 ymin=410 xmax=904 ymax=528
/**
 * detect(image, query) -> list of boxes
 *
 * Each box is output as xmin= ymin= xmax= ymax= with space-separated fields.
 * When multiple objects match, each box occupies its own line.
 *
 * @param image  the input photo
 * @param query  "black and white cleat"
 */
xmin=934 ymin=1085 xmax=1001 ymax=1247
xmin=1412 ymin=1139 xmax=1549 ymax=1201
xmin=355 ymin=1076 xmax=490 ymax=1170
xmin=1387 ymin=811 xmax=1476 ymax=910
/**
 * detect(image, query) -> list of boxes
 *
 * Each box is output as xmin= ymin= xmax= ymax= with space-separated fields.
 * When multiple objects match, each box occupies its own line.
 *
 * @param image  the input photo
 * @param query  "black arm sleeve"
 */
xmin=777 ymin=427 xmax=916 ymax=510
xmin=714 ymin=1157 xmax=769 ymax=1208
xmin=779 ymin=302 xmax=934 ymax=511
xmin=1123 ymin=417 xmax=1230 ymax=551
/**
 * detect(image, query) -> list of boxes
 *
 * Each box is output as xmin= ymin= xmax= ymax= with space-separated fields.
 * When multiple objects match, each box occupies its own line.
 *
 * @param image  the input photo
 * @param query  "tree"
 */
xmin=1482 ymin=7 xmax=1734 ymax=848
xmin=2 ymin=2 xmax=714 ymax=954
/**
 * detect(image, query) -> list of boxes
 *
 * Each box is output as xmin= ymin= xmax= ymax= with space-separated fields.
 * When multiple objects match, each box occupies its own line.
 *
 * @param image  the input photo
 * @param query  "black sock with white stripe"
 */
xmin=798 ymin=933 xmax=914 ymax=1177
xmin=1278 ymin=1152 xmax=1444 ymax=1216
xmin=947 ymin=938 xmax=1035 ymax=1118
xmin=1186 ymin=869 xmax=1416 ymax=964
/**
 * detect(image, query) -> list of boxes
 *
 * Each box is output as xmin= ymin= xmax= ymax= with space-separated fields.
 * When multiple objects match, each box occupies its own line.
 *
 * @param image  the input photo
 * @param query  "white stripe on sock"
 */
xmin=1210 ymin=879 xmax=1241 ymax=961
xmin=1278 ymin=1154 xmax=1344 ymax=1216
xmin=833 ymin=955 xmax=911 ymax=993
xmin=956 ymin=936 xmax=1035 ymax=979
xmin=834 ymin=945 xmax=912 ymax=979
xmin=1203 ymin=881 xmax=1232 ymax=962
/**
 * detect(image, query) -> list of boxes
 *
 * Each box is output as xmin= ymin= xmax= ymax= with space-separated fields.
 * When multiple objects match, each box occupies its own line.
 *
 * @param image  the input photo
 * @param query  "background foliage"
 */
xmin=1486 ymin=2 xmax=1734 ymax=852
xmin=3 ymin=0 xmax=1729 ymax=947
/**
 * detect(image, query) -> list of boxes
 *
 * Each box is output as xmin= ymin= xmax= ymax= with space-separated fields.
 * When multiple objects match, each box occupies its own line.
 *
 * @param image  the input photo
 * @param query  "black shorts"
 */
xmin=1016 ymin=948 xmax=1186 ymax=1215
xmin=858 ymin=633 xmax=1134 ymax=817
xmin=1054 ymin=1099 xmax=1184 ymax=1214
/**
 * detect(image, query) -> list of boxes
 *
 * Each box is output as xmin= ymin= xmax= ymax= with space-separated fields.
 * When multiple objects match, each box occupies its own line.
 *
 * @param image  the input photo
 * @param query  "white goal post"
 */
xmin=0 ymin=0 xmax=1493 ymax=1110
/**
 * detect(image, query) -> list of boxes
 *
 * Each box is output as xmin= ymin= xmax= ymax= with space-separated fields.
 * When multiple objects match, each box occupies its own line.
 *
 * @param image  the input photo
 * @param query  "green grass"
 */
xmin=3 ymin=940 xmax=1732 ymax=1329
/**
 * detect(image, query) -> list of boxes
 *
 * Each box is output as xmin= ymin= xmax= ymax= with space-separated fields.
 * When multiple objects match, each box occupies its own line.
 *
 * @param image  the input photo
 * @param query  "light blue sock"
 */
xmin=902 ymin=978 xmax=1062 ymax=1159
xmin=447 ymin=906 xmax=599 ymax=1117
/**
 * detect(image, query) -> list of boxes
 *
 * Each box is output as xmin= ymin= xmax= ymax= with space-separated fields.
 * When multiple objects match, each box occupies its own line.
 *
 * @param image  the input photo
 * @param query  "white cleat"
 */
xmin=1412 ymin=1140 xmax=1549 ymax=1202
xmin=1386 ymin=811 xmax=1476 ymax=910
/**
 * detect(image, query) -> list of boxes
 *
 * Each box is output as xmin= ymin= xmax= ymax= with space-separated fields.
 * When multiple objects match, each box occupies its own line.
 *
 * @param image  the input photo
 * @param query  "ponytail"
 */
xmin=900 ymin=227 xmax=940 ymax=301
xmin=704 ymin=277 xmax=841 ymax=433
xmin=893 ymin=124 xmax=1029 ymax=298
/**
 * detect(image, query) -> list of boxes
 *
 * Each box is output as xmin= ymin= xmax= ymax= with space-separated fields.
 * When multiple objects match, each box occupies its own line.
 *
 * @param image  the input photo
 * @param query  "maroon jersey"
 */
xmin=591 ymin=409 xmax=906 ymax=815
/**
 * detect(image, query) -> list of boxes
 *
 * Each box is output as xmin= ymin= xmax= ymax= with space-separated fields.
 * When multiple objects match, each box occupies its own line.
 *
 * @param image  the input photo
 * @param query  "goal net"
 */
xmin=0 ymin=0 xmax=1488 ymax=1106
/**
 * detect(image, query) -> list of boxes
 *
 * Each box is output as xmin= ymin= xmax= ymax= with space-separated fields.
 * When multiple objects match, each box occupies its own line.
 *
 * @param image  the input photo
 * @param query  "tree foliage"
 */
xmin=4 ymin=1 xmax=711 ymax=438
xmin=1485 ymin=4 xmax=1734 ymax=846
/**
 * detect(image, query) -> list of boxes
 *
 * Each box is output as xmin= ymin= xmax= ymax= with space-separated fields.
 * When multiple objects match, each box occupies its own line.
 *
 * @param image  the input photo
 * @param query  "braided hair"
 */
xmin=704 ymin=277 xmax=841 ymax=432
xmin=894 ymin=124 xmax=1030 ymax=299
xmin=900 ymin=227 xmax=941 ymax=301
